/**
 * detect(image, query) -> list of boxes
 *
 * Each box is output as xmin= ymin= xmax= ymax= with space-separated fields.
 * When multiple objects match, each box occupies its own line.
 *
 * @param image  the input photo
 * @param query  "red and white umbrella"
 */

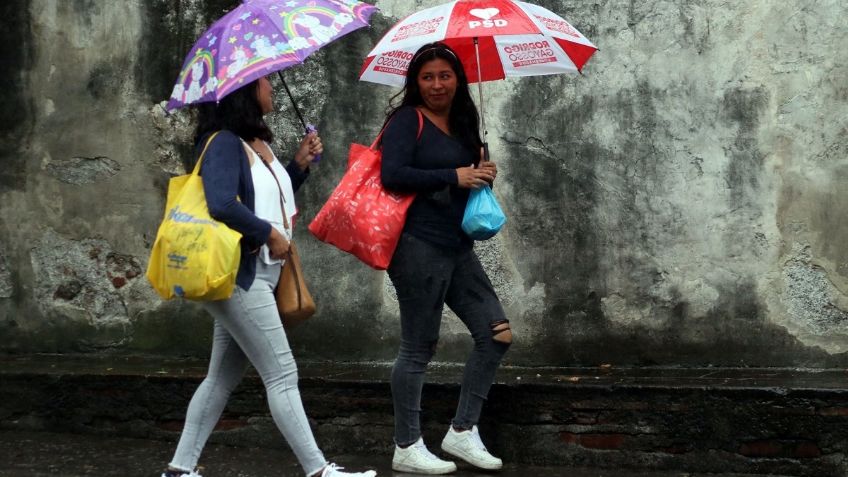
xmin=359 ymin=0 xmax=597 ymax=87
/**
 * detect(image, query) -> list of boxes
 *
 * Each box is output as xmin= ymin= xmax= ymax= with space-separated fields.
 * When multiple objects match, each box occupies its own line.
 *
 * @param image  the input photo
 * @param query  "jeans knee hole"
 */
xmin=491 ymin=322 xmax=512 ymax=344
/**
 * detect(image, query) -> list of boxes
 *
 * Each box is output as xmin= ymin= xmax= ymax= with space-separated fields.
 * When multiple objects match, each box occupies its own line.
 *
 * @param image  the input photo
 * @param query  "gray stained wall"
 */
xmin=1 ymin=0 xmax=846 ymax=367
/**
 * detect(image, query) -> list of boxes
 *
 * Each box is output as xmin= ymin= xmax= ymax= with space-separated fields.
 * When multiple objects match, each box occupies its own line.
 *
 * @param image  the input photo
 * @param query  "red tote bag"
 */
xmin=309 ymin=110 xmax=423 ymax=270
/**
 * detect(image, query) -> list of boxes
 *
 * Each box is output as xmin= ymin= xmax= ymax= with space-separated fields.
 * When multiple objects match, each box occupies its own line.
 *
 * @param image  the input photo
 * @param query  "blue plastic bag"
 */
xmin=461 ymin=185 xmax=506 ymax=240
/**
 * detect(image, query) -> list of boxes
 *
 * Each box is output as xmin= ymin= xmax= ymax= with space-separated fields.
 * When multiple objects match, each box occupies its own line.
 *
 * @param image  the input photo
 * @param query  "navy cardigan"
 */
xmin=196 ymin=130 xmax=309 ymax=291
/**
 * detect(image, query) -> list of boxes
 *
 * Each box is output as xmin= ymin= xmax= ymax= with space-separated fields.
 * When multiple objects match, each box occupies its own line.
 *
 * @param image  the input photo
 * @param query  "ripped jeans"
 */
xmin=168 ymin=258 xmax=327 ymax=477
xmin=387 ymin=233 xmax=511 ymax=446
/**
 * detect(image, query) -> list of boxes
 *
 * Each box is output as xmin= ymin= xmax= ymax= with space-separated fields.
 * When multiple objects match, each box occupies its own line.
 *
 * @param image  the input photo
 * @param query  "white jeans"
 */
xmin=169 ymin=258 xmax=327 ymax=476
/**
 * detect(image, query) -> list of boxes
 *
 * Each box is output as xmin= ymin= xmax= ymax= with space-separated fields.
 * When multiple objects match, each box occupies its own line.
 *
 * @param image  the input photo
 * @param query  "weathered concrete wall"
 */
xmin=1 ymin=0 xmax=846 ymax=367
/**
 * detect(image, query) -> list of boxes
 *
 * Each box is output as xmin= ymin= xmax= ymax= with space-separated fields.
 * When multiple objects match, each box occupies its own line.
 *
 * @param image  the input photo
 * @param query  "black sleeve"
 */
xmin=199 ymin=132 xmax=272 ymax=244
xmin=380 ymin=107 xmax=457 ymax=192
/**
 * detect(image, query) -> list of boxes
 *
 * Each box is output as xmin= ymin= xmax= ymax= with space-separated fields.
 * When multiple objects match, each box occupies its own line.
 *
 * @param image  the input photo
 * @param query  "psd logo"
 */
xmin=468 ymin=8 xmax=507 ymax=29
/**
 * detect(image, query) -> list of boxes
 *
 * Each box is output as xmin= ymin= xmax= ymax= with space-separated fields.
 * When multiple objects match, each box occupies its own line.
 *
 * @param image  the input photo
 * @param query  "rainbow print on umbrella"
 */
xmin=166 ymin=0 xmax=378 ymax=111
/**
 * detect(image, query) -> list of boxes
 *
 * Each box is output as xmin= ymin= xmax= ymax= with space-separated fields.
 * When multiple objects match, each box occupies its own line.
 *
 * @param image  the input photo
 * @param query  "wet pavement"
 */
xmin=1 ymin=430 xmax=788 ymax=477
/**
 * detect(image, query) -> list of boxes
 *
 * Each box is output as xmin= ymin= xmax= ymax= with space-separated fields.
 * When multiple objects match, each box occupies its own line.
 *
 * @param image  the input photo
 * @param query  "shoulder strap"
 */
xmin=247 ymin=143 xmax=292 ymax=234
xmin=370 ymin=108 xmax=425 ymax=150
xmin=254 ymin=147 xmax=300 ymax=285
xmin=191 ymin=131 xmax=222 ymax=175
xmin=260 ymin=160 xmax=291 ymax=233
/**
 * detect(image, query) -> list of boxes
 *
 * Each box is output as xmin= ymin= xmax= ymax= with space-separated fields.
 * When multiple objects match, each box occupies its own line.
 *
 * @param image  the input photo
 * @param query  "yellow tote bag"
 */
xmin=146 ymin=132 xmax=242 ymax=300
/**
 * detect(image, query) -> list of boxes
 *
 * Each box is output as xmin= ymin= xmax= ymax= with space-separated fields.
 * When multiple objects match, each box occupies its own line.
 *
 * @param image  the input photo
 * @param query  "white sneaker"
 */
xmin=392 ymin=437 xmax=457 ymax=474
xmin=441 ymin=425 xmax=503 ymax=470
xmin=321 ymin=463 xmax=377 ymax=477
xmin=161 ymin=470 xmax=202 ymax=477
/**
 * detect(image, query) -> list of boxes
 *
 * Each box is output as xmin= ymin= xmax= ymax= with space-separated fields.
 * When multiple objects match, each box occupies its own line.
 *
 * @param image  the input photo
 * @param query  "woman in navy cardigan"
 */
xmin=161 ymin=76 xmax=376 ymax=477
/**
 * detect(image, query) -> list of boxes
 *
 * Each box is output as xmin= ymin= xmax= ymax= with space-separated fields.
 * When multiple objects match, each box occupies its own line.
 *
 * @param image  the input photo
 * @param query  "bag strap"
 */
xmin=248 ymin=143 xmax=304 ymax=307
xmin=191 ymin=131 xmax=222 ymax=175
xmin=251 ymin=144 xmax=292 ymax=234
xmin=370 ymin=108 xmax=424 ymax=150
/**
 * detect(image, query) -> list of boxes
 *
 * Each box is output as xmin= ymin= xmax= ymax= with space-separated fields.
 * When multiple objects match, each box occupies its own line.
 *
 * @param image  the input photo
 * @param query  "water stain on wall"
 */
xmin=500 ymin=76 xmax=604 ymax=364
xmin=0 ymin=0 xmax=35 ymax=191
xmin=721 ymin=87 xmax=769 ymax=205
xmin=499 ymin=65 xmax=841 ymax=366
xmin=87 ymin=60 xmax=131 ymax=100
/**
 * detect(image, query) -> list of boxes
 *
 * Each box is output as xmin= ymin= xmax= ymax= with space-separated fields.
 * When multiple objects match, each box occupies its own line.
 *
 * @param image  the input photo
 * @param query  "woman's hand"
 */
xmin=293 ymin=132 xmax=323 ymax=171
xmin=456 ymin=165 xmax=495 ymax=189
xmin=478 ymin=161 xmax=497 ymax=185
xmin=476 ymin=147 xmax=497 ymax=185
xmin=267 ymin=227 xmax=290 ymax=260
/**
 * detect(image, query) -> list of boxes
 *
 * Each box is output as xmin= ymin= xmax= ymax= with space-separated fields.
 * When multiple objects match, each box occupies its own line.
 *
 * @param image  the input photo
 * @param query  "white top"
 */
xmin=244 ymin=141 xmax=297 ymax=265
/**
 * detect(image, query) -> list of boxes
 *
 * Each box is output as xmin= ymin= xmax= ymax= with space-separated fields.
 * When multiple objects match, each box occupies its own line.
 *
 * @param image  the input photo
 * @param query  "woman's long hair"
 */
xmin=193 ymin=80 xmax=274 ymax=146
xmin=385 ymin=42 xmax=482 ymax=152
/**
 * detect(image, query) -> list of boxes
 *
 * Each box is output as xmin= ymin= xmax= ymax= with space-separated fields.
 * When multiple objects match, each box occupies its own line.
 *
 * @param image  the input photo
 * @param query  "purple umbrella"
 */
xmin=166 ymin=0 xmax=377 ymax=134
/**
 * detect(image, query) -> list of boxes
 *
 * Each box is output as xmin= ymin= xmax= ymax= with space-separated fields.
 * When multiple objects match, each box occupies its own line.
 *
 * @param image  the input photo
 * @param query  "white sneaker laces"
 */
xmin=413 ymin=438 xmax=441 ymax=460
xmin=323 ymin=463 xmax=343 ymax=475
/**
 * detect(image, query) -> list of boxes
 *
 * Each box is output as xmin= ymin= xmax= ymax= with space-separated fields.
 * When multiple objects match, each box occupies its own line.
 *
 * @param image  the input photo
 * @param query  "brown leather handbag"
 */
xmin=255 ymin=147 xmax=316 ymax=328
xmin=276 ymin=242 xmax=316 ymax=328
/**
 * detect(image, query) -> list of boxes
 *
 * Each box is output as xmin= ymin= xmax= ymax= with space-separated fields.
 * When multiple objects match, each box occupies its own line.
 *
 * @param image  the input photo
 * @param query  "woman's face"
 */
xmin=416 ymin=58 xmax=457 ymax=113
xmin=256 ymin=76 xmax=274 ymax=115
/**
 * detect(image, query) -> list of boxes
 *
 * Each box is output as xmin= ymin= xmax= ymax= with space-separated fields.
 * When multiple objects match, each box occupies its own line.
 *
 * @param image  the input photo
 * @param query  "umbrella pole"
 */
xmin=473 ymin=37 xmax=489 ymax=163
xmin=277 ymin=71 xmax=308 ymax=132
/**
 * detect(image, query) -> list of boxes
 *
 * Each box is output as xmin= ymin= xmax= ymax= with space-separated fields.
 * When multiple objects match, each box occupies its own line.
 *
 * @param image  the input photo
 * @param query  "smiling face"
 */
xmin=255 ymin=76 xmax=274 ymax=115
xmin=416 ymin=58 xmax=458 ymax=114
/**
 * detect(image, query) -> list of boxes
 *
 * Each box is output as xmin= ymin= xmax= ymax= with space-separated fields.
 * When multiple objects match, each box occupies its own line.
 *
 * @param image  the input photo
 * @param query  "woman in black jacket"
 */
xmin=381 ymin=42 xmax=511 ymax=475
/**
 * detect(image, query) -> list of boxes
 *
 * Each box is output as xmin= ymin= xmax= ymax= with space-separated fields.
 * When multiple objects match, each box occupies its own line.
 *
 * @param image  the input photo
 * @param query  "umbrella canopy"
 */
xmin=359 ymin=0 xmax=596 ymax=87
xmin=167 ymin=0 xmax=377 ymax=111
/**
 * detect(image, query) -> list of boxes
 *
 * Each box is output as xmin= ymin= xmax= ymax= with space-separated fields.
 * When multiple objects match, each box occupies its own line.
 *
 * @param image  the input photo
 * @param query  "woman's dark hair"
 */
xmin=385 ymin=42 xmax=482 ymax=151
xmin=194 ymin=79 xmax=274 ymax=146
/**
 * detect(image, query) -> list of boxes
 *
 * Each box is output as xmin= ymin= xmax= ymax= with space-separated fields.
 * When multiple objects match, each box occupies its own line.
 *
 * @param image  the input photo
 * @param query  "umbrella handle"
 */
xmin=306 ymin=123 xmax=322 ymax=163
